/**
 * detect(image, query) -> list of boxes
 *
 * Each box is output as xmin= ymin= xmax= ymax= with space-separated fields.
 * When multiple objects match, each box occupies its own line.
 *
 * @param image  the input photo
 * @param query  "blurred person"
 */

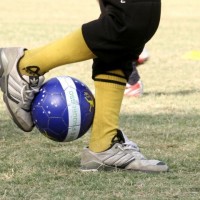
xmin=124 ymin=48 xmax=149 ymax=97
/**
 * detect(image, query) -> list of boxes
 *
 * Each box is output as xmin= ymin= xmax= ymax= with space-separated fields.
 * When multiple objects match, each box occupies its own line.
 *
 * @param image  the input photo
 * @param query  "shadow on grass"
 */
xmin=143 ymin=89 xmax=199 ymax=96
xmin=120 ymin=112 xmax=200 ymax=126
xmin=120 ymin=112 xmax=200 ymax=146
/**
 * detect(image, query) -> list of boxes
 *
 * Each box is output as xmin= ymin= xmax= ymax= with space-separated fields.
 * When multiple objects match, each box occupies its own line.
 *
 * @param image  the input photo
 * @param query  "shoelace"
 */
xmin=116 ymin=143 xmax=145 ymax=160
xmin=21 ymin=84 xmax=40 ymax=108
xmin=119 ymin=132 xmax=146 ymax=159
xmin=122 ymin=141 xmax=139 ymax=151
xmin=121 ymin=132 xmax=140 ymax=151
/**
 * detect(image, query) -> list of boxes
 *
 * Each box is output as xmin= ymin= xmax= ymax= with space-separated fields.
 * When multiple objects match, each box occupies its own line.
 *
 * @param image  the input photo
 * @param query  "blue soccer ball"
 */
xmin=31 ymin=76 xmax=95 ymax=142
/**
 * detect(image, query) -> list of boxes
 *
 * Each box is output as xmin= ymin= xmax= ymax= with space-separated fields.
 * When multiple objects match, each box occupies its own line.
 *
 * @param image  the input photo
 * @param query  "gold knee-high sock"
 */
xmin=19 ymin=28 xmax=95 ymax=75
xmin=89 ymin=70 xmax=126 ymax=153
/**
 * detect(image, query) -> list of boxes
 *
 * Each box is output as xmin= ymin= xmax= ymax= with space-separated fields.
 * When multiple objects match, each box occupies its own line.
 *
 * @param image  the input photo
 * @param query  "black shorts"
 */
xmin=82 ymin=0 xmax=161 ymax=79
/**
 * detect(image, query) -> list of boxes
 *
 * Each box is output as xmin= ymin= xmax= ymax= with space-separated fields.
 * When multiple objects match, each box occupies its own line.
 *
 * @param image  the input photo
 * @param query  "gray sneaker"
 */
xmin=81 ymin=130 xmax=168 ymax=172
xmin=0 ymin=47 xmax=44 ymax=132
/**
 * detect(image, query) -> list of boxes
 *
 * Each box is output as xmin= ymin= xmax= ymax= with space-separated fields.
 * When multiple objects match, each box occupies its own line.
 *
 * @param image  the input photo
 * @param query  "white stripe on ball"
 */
xmin=57 ymin=76 xmax=81 ymax=142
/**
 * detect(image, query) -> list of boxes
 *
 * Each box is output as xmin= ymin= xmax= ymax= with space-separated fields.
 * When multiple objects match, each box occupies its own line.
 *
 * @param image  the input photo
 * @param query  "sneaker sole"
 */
xmin=80 ymin=161 xmax=127 ymax=172
xmin=80 ymin=162 xmax=169 ymax=173
xmin=0 ymin=48 xmax=33 ymax=132
xmin=0 ymin=48 xmax=5 ymax=78
xmin=80 ymin=164 xmax=121 ymax=172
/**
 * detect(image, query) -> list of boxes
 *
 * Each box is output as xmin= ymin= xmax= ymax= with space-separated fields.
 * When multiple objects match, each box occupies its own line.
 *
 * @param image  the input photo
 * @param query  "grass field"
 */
xmin=0 ymin=0 xmax=200 ymax=199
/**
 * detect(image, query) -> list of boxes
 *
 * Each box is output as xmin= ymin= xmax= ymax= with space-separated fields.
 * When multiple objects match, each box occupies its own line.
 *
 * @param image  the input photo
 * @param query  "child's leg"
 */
xmin=19 ymin=28 xmax=95 ymax=76
xmin=89 ymin=69 xmax=126 ymax=152
xmin=127 ymin=64 xmax=140 ymax=85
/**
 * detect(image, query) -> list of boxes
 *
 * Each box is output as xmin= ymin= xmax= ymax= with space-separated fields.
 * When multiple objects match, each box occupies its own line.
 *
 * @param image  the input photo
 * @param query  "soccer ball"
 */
xmin=31 ymin=76 xmax=95 ymax=142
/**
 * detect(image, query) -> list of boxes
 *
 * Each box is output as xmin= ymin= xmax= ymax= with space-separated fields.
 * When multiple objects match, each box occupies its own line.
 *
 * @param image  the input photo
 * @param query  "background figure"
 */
xmin=124 ymin=48 xmax=149 ymax=97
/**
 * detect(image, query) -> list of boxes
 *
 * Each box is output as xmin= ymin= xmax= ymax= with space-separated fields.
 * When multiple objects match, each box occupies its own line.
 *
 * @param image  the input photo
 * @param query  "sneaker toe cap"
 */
xmin=126 ymin=159 xmax=169 ymax=172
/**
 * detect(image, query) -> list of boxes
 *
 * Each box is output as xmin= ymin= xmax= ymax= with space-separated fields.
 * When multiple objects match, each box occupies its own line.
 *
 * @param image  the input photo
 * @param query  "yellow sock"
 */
xmin=89 ymin=70 xmax=126 ymax=153
xmin=19 ymin=28 xmax=95 ymax=75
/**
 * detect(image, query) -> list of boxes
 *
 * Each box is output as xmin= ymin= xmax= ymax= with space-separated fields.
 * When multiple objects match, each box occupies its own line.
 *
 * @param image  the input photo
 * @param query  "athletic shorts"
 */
xmin=82 ymin=0 xmax=161 ymax=79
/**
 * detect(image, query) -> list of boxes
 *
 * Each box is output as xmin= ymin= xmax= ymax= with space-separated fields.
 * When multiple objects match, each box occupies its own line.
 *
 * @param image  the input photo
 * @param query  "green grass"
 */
xmin=0 ymin=0 xmax=200 ymax=199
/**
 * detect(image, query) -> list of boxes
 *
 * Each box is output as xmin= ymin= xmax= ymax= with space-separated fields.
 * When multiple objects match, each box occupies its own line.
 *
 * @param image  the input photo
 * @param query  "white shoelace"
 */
xmin=21 ymin=84 xmax=40 ymax=108
xmin=121 ymin=132 xmax=139 ymax=150
xmin=120 ymin=131 xmax=146 ymax=159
